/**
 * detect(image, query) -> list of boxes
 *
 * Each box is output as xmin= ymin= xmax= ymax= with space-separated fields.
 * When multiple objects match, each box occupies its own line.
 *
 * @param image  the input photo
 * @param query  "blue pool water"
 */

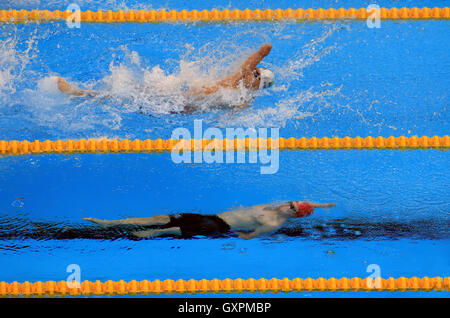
xmin=0 ymin=1 xmax=449 ymax=297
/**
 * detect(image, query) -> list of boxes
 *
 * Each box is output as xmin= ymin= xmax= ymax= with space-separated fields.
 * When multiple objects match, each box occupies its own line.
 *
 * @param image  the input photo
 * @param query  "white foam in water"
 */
xmin=0 ymin=25 xmax=38 ymax=99
xmin=36 ymin=76 xmax=60 ymax=95
xmin=29 ymin=75 xmax=70 ymax=111
xmin=213 ymin=24 xmax=343 ymax=128
xmin=0 ymin=36 xmax=19 ymax=97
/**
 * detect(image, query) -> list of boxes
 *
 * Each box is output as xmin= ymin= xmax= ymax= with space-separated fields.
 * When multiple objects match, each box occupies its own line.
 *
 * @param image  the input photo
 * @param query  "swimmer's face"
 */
xmin=278 ymin=201 xmax=299 ymax=217
xmin=289 ymin=201 xmax=299 ymax=216
xmin=252 ymin=68 xmax=262 ymax=89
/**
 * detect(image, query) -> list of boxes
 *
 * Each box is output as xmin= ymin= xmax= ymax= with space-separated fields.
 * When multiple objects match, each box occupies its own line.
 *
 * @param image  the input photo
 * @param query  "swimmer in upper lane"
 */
xmin=56 ymin=44 xmax=274 ymax=112
xmin=83 ymin=200 xmax=335 ymax=239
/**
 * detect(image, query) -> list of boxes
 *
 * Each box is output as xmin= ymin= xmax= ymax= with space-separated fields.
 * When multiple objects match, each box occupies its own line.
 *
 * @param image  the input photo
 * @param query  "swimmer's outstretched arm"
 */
xmin=309 ymin=202 xmax=336 ymax=208
xmin=83 ymin=215 xmax=170 ymax=228
xmin=240 ymin=44 xmax=272 ymax=73
xmin=185 ymin=44 xmax=272 ymax=99
xmin=57 ymin=77 xmax=97 ymax=97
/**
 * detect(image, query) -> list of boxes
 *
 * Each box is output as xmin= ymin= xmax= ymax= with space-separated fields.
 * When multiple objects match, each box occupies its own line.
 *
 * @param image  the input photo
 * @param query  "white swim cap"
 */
xmin=258 ymin=68 xmax=274 ymax=89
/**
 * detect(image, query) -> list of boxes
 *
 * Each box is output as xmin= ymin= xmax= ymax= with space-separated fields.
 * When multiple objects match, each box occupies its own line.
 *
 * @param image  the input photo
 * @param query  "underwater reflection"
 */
xmin=0 ymin=215 xmax=447 ymax=241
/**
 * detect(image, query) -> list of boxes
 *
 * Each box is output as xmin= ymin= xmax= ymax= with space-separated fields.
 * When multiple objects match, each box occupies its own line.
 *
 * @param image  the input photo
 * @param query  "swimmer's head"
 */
xmin=290 ymin=201 xmax=315 ymax=218
xmin=255 ymin=67 xmax=274 ymax=89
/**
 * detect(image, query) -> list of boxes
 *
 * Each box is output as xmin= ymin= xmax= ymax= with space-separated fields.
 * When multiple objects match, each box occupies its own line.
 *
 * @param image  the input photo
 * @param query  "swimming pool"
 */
xmin=0 ymin=0 xmax=449 ymax=298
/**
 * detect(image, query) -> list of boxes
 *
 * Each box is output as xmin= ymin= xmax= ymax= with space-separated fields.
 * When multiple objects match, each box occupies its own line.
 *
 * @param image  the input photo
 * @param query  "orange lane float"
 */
xmin=0 ymin=7 xmax=449 ymax=23
xmin=0 ymin=135 xmax=448 ymax=156
xmin=0 ymin=276 xmax=448 ymax=296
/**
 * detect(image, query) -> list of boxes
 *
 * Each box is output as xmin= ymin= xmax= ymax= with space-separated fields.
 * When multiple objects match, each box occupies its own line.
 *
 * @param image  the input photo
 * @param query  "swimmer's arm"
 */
xmin=234 ymin=231 xmax=257 ymax=240
xmin=240 ymin=44 xmax=272 ymax=73
xmin=83 ymin=215 xmax=170 ymax=228
xmin=189 ymin=44 xmax=271 ymax=95
xmin=309 ymin=202 xmax=336 ymax=208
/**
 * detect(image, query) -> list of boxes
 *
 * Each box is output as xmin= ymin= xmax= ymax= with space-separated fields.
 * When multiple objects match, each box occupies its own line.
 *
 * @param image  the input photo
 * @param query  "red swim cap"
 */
xmin=295 ymin=201 xmax=314 ymax=217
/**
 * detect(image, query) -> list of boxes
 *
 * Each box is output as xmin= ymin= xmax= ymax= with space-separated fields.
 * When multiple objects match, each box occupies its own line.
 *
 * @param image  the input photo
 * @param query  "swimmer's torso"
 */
xmin=218 ymin=204 xmax=289 ymax=231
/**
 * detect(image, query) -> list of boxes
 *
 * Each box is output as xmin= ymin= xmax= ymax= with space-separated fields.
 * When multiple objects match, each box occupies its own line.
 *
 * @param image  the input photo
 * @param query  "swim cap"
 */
xmin=258 ymin=68 xmax=274 ymax=89
xmin=295 ymin=201 xmax=314 ymax=217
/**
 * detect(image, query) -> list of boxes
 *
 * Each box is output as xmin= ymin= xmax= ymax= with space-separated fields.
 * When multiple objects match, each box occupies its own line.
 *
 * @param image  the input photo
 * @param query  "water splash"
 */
xmin=0 ymin=25 xmax=38 ymax=101
xmin=0 ymin=21 xmax=344 ymax=137
xmin=212 ymin=23 xmax=344 ymax=128
xmin=64 ymin=24 xmax=343 ymax=129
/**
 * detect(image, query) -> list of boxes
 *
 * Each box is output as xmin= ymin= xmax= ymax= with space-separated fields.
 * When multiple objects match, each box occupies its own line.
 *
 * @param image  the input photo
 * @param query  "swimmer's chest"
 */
xmin=230 ymin=207 xmax=283 ymax=226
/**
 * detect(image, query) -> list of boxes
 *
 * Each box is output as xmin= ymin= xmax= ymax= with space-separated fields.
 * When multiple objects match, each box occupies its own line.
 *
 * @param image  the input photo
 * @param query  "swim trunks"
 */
xmin=159 ymin=213 xmax=231 ymax=237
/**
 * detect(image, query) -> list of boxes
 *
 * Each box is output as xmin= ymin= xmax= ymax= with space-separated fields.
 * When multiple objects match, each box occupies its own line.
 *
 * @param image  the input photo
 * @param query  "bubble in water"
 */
xmin=222 ymin=242 xmax=236 ymax=250
xmin=11 ymin=199 xmax=24 ymax=208
xmin=325 ymin=250 xmax=336 ymax=257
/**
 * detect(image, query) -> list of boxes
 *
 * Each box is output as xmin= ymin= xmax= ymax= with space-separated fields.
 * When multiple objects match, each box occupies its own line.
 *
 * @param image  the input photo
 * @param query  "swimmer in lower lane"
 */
xmin=83 ymin=201 xmax=335 ymax=239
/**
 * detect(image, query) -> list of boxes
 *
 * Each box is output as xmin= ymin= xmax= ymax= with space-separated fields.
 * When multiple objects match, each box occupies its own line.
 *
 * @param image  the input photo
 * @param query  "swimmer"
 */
xmin=83 ymin=201 xmax=335 ymax=239
xmin=57 ymin=44 xmax=274 ymax=112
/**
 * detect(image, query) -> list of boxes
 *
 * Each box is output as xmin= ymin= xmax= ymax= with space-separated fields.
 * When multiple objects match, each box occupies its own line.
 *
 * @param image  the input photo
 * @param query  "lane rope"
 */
xmin=0 ymin=7 xmax=449 ymax=23
xmin=1 ymin=276 xmax=448 ymax=296
xmin=0 ymin=136 xmax=448 ymax=156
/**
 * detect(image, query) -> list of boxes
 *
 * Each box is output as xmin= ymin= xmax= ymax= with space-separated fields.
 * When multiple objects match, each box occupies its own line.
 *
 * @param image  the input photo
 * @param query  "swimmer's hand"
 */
xmin=234 ymin=231 xmax=258 ymax=240
xmin=83 ymin=217 xmax=111 ymax=228
xmin=259 ymin=44 xmax=272 ymax=56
